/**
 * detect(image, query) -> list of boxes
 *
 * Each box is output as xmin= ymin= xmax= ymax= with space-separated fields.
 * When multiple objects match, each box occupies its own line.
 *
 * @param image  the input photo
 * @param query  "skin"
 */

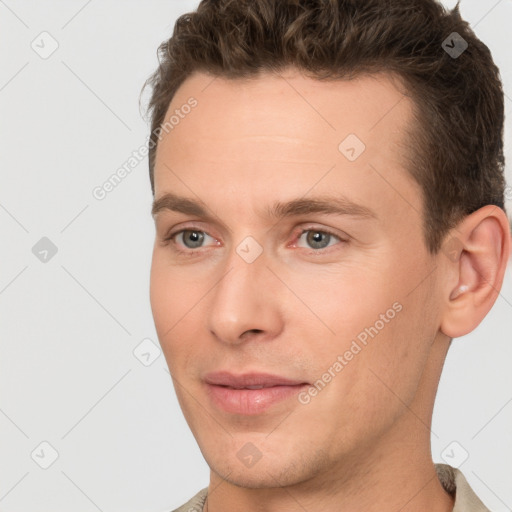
xmin=149 ymin=69 xmax=510 ymax=512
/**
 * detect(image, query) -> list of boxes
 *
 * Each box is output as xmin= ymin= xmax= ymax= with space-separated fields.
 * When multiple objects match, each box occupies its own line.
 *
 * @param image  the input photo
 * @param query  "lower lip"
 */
xmin=205 ymin=383 xmax=309 ymax=415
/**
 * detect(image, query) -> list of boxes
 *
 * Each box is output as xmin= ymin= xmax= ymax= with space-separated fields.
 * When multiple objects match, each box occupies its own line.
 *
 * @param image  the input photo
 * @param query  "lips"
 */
xmin=204 ymin=371 xmax=310 ymax=415
xmin=204 ymin=371 xmax=308 ymax=388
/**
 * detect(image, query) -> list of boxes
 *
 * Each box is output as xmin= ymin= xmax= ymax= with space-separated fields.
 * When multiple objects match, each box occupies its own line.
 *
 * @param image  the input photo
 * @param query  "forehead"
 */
xmin=153 ymin=69 xmax=422 ymax=229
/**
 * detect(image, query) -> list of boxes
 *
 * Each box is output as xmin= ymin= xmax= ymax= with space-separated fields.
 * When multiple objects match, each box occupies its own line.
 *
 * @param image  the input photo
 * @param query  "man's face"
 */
xmin=150 ymin=70 xmax=445 ymax=487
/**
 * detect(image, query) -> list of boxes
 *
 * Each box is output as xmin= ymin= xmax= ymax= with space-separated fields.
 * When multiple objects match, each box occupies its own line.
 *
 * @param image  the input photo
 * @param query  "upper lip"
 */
xmin=204 ymin=371 xmax=309 ymax=389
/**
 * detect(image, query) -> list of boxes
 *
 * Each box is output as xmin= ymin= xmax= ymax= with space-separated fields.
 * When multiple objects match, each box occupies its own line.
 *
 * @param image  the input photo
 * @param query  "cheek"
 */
xmin=344 ymin=289 xmax=435 ymax=414
xmin=284 ymin=261 xmax=398 ymax=352
xmin=149 ymin=253 xmax=200 ymax=372
xmin=293 ymin=257 xmax=433 ymax=401
xmin=149 ymin=254 xmax=172 ymax=337
xmin=150 ymin=247 xmax=205 ymax=322
xmin=296 ymin=301 xmax=430 ymax=450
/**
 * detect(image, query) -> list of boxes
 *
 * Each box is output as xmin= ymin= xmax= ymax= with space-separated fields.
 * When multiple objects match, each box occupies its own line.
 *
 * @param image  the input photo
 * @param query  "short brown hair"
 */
xmin=142 ymin=0 xmax=506 ymax=254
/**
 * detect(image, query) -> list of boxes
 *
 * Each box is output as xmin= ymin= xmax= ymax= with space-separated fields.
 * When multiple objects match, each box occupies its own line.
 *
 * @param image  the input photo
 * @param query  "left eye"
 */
xmin=296 ymin=229 xmax=342 ymax=250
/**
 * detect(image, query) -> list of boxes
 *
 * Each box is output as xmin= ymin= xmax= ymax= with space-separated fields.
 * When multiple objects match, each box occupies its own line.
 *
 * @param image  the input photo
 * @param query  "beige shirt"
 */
xmin=171 ymin=464 xmax=490 ymax=512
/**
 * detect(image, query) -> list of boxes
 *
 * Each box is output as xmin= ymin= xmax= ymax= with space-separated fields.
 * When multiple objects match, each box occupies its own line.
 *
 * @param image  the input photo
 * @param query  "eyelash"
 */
xmin=162 ymin=225 xmax=348 ymax=257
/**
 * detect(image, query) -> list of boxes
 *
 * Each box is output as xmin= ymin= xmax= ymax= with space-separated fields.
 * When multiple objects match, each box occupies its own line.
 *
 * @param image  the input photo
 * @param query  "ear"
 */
xmin=439 ymin=205 xmax=511 ymax=339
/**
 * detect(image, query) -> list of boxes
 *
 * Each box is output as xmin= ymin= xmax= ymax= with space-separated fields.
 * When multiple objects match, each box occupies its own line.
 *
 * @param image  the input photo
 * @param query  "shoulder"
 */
xmin=435 ymin=463 xmax=490 ymax=512
xmin=169 ymin=487 xmax=208 ymax=512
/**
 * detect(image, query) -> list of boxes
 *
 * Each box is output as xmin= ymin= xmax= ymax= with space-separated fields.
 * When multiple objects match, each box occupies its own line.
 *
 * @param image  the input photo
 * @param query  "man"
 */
xmin=143 ymin=0 xmax=510 ymax=510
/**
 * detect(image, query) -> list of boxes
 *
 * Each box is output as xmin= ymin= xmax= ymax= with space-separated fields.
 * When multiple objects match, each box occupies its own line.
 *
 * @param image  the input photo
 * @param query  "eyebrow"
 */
xmin=151 ymin=192 xmax=377 ymax=221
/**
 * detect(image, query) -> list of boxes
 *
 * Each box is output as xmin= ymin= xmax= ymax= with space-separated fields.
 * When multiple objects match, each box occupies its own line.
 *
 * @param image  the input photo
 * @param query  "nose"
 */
xmin=206 ymin=243 xmax=284 ymax=346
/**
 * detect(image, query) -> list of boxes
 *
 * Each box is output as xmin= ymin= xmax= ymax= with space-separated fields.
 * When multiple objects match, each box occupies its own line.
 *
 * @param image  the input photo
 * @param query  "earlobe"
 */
xmin=439 ymin=205 xmax=511 ymax=339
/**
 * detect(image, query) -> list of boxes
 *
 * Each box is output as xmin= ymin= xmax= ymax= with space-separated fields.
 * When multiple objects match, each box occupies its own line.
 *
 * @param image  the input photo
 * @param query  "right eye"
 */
xmin=164 ymin=227 xmax=220 ymax=254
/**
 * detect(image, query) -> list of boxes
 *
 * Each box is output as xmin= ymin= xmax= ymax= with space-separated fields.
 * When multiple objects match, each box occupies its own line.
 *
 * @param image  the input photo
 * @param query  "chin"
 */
xmin=211 ymin=460 xmax=302 ymax=489
xmin=222 ymin=469 xmax=285 ymax=489
xmin=203 ymin=441 xmax=327 ymax=490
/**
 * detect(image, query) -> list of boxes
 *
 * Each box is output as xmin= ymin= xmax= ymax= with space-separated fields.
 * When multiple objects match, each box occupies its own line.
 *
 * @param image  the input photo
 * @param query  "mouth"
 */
xmin=203 ymin=371 xmax=310 ymax=415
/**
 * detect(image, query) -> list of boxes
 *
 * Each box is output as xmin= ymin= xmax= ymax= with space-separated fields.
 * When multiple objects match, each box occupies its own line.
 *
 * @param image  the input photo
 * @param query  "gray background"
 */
xmin=0 ymin=1 xmax=511 ymax=511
